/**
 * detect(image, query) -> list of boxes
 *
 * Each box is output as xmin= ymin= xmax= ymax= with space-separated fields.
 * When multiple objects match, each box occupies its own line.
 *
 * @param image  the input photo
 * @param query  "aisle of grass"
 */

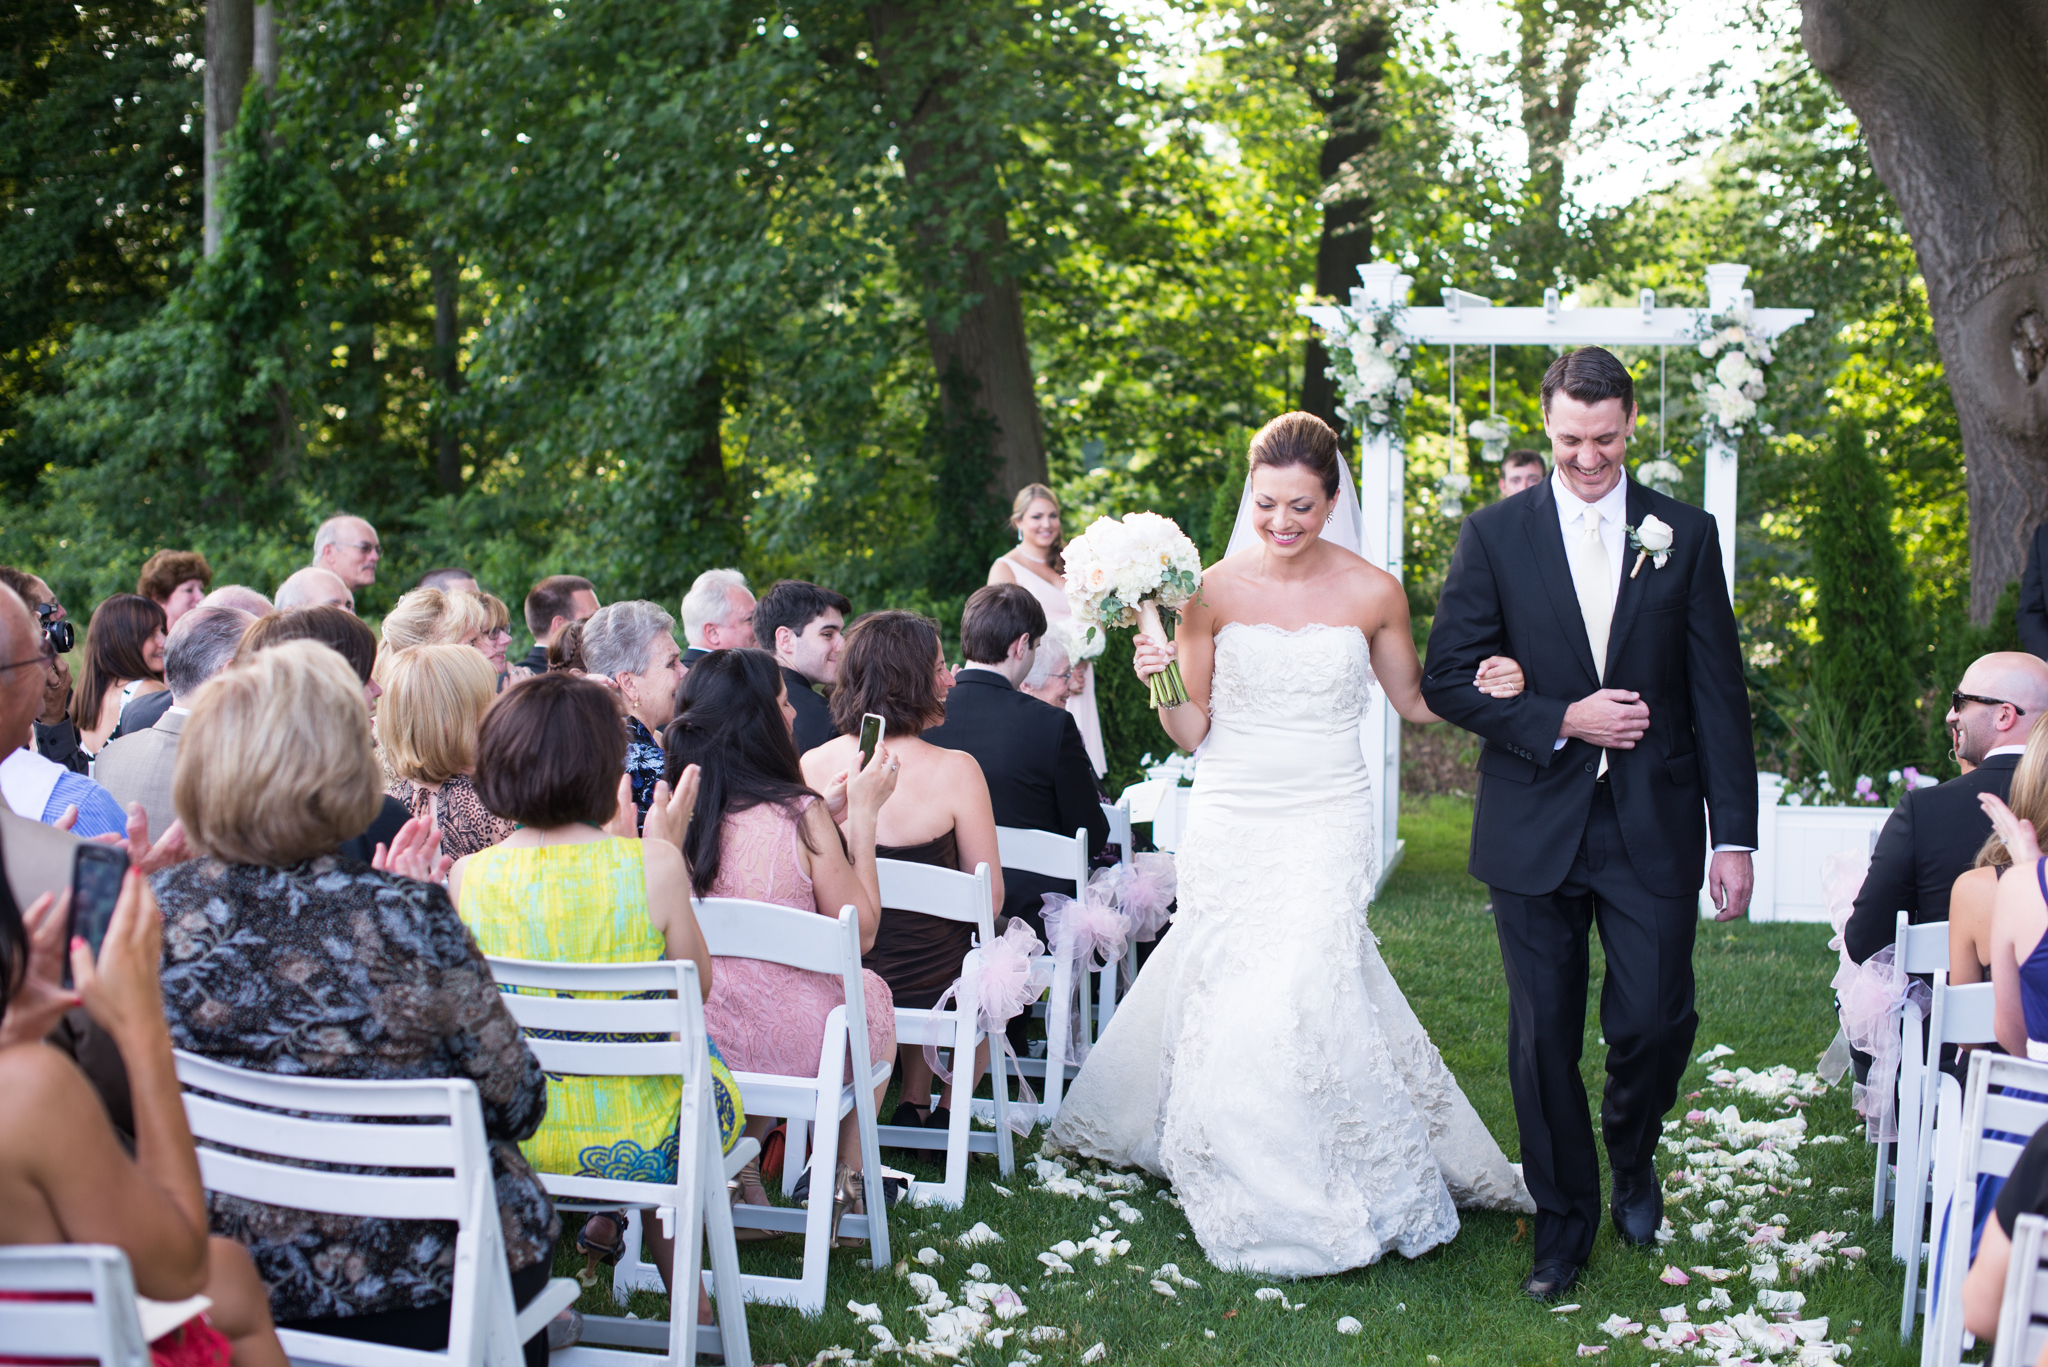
xmin=557 ymin=794 xmax=1913 ymax=1366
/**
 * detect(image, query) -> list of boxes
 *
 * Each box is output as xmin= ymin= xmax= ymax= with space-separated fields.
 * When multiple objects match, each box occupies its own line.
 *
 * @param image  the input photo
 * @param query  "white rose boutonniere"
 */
xmin=1628 ymin=515 xmax=1675 ymax=579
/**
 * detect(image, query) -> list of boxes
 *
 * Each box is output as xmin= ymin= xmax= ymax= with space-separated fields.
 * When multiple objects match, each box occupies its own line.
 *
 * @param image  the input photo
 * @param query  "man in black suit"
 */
xmin=1423 ymin=346 xmax=1758 ymax=1302
xmin=753 ymin=579 xmax=851 ymax=755
xmin=2019 ymin=525 xmax=2048 ymax=659
xmin=924 ymin=584 xmax=1109 ymax=935
xmin=1843 ymin=652 xmax=2048 ymax=963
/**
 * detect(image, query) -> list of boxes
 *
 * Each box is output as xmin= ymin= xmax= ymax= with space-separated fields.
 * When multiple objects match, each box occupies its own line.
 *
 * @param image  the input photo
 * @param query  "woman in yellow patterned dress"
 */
xmin=449 ymin=672 xmax=737 ymax=1304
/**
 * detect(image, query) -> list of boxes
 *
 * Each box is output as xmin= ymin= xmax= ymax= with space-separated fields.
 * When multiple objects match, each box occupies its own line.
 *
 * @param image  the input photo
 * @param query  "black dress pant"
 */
xmin=277 ymin=1259 xmax=552 ymax=1367
xmin=1488 ymin=781 xmax=1700 ymax=1266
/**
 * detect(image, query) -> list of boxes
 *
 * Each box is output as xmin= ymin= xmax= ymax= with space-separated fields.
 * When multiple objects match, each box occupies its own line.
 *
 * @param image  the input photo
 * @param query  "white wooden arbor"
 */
xmin=1301 ymin=262 xmax=1811 ymax=893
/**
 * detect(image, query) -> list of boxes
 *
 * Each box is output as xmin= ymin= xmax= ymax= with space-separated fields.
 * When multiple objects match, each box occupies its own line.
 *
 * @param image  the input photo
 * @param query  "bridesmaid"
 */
xmin=986 ymin=483 xmax=1104 ymax=776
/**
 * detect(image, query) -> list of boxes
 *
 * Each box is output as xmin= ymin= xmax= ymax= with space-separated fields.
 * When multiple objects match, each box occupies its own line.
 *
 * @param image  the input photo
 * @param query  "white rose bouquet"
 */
xmin=1062 ymin=512 xmax=1203 ymax=709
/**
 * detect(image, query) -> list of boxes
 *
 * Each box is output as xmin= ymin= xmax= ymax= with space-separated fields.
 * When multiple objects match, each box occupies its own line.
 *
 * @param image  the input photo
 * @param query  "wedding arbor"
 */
xmin=1300 ymin=263 xmax=1812 ymax=892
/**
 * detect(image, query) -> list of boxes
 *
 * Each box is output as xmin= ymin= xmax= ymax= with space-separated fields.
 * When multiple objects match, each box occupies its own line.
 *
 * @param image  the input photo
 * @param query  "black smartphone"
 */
xmin=858 ymin=712 xmax=885 ymax=770
xmin=63 ymin=844 xmax=129 ymax=990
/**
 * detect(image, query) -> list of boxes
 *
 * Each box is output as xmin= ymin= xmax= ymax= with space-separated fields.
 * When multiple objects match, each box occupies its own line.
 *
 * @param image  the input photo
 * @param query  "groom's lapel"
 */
xmin=1522 ymin=481 xmax=1602 ymax=689
xmin=1603 ymin=481 xmax=1655 ymax=676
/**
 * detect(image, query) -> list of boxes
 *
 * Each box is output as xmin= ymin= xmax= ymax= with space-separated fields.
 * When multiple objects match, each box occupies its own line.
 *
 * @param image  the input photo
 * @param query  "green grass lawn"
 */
xmin=558 ymin=794 xmax=1917 ymax=1366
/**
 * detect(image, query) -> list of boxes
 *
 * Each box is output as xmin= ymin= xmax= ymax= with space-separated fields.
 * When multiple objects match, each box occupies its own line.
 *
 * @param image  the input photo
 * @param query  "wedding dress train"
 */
xmin=1049 ymin=622 xmax=1533 ymax=1276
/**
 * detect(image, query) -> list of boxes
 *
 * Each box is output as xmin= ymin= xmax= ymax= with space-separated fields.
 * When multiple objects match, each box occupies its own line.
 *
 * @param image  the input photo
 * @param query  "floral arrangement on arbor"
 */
xmin=1694 ymin=311 xmax=1776 ymax=441
xmin=1063 ymin=512 xmax=1203 ymax=708
xmin=1780 ymin=766 xmax=1939 ymax=808
xmin=1319 ymin=301 xmax=1416 ymax=434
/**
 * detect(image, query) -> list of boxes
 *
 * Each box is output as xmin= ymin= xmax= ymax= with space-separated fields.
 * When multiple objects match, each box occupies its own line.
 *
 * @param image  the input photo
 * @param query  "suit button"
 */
xmin=1584 ymin=761 xmax=1595 ymax=773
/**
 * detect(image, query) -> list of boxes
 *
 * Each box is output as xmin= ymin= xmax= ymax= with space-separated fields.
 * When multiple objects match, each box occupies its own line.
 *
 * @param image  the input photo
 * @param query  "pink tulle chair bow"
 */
xmin=1836 ymin=943 xmax=1929 ymax=1143
xmin=923 ymin=920 xmax=1053 ymax=1136
xmin=1042 ymin=875 xmax=1134 ymax=975
xmin=1116 ymin=852 xmax=1177 ymax=942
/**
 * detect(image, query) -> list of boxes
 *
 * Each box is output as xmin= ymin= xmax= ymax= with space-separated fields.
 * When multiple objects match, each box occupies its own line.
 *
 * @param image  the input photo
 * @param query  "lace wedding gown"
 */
xmin=1049 ymin=622 xmax=1533 ymax=1276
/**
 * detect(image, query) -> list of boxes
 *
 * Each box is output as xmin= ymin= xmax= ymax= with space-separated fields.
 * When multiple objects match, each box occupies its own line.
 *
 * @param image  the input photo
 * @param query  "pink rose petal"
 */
xmin=1660 ymin=1265 xmax=1691 ymax=1285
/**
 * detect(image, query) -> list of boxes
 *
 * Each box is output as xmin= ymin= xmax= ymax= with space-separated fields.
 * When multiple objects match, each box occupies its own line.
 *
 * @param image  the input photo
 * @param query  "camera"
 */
xmin=37 ymin=601 xmax=73 ymax=656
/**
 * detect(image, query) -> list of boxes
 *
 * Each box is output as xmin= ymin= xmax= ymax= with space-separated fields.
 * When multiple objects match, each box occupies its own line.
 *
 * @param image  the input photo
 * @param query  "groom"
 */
xmin=1422 ymin=346 xmax=1757 ymax=1301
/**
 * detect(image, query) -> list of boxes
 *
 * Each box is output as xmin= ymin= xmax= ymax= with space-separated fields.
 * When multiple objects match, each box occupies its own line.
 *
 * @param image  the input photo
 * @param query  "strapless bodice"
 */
xmin=1195 ymin=622 xmax=1376 ymax=821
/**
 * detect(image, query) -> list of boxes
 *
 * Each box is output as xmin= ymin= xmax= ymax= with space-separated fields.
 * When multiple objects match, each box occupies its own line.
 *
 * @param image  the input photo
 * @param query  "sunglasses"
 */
xmin=1952 ymin=690 xmax=2027 ymax=716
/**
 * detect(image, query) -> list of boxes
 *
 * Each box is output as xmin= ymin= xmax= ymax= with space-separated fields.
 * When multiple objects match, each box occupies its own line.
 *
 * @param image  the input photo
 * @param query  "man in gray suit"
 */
xmin=96 ymin=604 xmax=254 ymax=836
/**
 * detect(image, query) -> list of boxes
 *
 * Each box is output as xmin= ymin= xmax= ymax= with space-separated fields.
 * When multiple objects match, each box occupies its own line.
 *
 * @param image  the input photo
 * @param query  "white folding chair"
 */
xmin=1888 ymin=910 xmax=1954 ymax=1236
xmin=484 ymin=956 xmax=751 ymax=1367
xmin=871 ymin=857 xmax=1021 ymax=1206
xmin=0 ymin=1245 xmax=150 ymax=1366
xmin=1921 ymin=1051 xmax=2048 ymax=1367
xmin=173 ymin=1051 xmax=579 ymax=1367
xmin=1992 ymin=1211 xmax=2048 ymax=1367
xmin=689 ymin=901 xmax=892 ymax=1312
xmin=994 ymin=825 xmax=1098 ymax=1123
xmin=1902 ymin=977 xmax=1997 ymax=1342
xmin=1100 ymin=797 xmax=1145 ymax=1004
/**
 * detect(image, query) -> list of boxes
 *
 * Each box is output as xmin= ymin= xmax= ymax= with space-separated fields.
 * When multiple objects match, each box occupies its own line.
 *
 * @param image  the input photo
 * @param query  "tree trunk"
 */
xmin=203 ymin=0 xmax=254 ymax=257
xmin=1802 ymin=0 xmax=2048 ymax=621
xmin=432 ymin=254 xmax=464 ymax=495
xmin=253 ymin=3 xmax=278 ymax=90
xmin=866 ymin=3 xmax=1048 ymax=498
xmin=1300 ymin=15 xmax=1390 ymax=428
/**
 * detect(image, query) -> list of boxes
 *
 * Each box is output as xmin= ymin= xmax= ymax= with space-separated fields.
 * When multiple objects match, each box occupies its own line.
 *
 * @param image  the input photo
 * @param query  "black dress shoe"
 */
xmin=924 ymin=1107 xmax=952 ymax=1131
xmin=890 ymin=1102 xmax=928 ymax=1128
xmin=1610 ymin=1167 xmax=1663 ymax=1247
xmin=1522 ymin=1258 xmax=1581 ymax=1301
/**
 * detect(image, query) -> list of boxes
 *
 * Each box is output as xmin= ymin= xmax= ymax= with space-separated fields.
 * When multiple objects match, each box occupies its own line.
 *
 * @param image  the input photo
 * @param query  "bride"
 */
xmin=1049 ymin=411 xmax=1535 ymax=1277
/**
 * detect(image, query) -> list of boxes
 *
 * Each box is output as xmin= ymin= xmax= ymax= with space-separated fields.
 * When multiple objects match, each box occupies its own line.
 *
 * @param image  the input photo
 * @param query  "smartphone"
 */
xmin=63 ymin=844 xmax=129 ymax=989
xmin=858 ymin=712 xmax=885 ymax=770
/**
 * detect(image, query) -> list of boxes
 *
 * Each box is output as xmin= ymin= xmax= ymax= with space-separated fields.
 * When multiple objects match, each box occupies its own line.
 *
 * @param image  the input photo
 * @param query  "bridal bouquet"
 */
xmin=1063 ymin=511 xmax=1202 ymax=709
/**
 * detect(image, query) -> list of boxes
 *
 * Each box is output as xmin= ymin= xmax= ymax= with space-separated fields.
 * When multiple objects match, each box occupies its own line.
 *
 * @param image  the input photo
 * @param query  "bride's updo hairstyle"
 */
xmin=1247 ymin=412 xmax=1343 ymax=499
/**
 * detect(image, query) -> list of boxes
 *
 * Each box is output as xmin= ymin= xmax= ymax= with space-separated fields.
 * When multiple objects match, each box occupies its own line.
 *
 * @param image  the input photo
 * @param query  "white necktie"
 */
xmin=1572 ymin=504 xmax=1614 ymax=775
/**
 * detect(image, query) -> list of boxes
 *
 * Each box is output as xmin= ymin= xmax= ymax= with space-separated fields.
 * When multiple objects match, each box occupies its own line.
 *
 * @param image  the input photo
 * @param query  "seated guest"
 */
xmin=753 ymin=579 xmax=850 ymax=754
xmin=549 ymin=619 xmax=589 ymax=673
xmin=679 ymin=568 xmax=756 ymax=667
xmin=1846 ymin=652 xmax=2048 ymax=964
xmin=272 ymin=566 xmax=354 ymax=613
xmin=0 ymin=856 xmax=287 ymax=1367
xmin=377 ymin=644 xmax=514 ymax=858
xmin=96 ymin=605 xmax=255 ymax=839
xmin=0 ymin=567 xmax=87 ymax=774
xmin=583 ymin=600 xmax=685 ymax=828
xmin=375 ymin=585 xmax=491 ymax=667
xmin=0 ymin=588 xmax=126 ymax=839
xmin=1020 ymin=619 xmax=1083 ymax=709
xmin=668 ymin=648 xmax=897 ymax=1236
xmin=156 ymin=640 xmax=561 ymax=1366
xmin=202 ymin=584 xmax=273 ymax=617
xmin=416 ymin=567 xmax=479 ymax=594
xmin=517 ymin=574 xmax=599 ymax=677
xmin=801 ymin=611 xmax=1003 ymax=1128
xmin=450 ymin=672 xmax=735 ymax=1298
xmin=71 ymin=594 xmax=167 ymax=756
xmin=238 ymin=606 xmax=409 ymax=862
xmin=135 ymin=549 xmax=213 ymax=631
xmin=926 ymin=585 xmax=1109 ymax=935
xmin=1955 ymin=715 xmax=2048 ymax=982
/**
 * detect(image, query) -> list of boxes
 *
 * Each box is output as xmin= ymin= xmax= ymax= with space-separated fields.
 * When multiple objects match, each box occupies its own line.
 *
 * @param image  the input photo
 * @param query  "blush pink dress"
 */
xmin=702 ymin=798 xmax=896 ymax=1081
xmin=1003 ymin=552 xmax=1105 ymax=776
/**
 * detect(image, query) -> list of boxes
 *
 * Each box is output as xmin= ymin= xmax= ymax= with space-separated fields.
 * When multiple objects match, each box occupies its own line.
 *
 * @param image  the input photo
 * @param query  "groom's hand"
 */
xmin=1560 ymin=689 xmax=1650 ymax=748
xmin=1708 ymin=851 xmax=1754 ymax=922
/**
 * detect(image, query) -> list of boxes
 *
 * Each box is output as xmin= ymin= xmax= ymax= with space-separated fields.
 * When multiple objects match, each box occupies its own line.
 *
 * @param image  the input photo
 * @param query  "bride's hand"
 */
xmin=1133 ymin=634 xmax=1175 ymax=684
xmin=1475 ymin=655 xmax=1525 ymax=698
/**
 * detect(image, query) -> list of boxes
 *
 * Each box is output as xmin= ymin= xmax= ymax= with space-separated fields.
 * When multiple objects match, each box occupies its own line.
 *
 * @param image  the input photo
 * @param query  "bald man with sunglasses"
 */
xmin=1843 ymin=651 xmax=2048 ymax=964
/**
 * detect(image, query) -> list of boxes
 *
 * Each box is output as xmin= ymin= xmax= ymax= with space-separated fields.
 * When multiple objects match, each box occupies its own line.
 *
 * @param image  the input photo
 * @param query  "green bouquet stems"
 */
xmin=1149 ymin=660 xmax=1190 ymax=710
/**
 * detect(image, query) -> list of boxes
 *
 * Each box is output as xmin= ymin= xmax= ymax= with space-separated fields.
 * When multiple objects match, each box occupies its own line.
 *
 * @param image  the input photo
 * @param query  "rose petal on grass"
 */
xmin=1661 ymin=1266 xmax=1691 ymax=1285
xmin=1080 ymin=1342 xmax=1107 ymax=1363
xmin=847 ymin=1301 xmax=882 ymax=1322
xmin=1599 ymin=1314 xmax=1644 ymax=1338
xmin=1337 ymin=1317 xmax=1363 ymax=1335
xmin=1577 ymin=1345 xmax=1608 ymax=1356
xmin=1551 ymin=1304 xmax=1582 ymax=1314
xmin=1254 ymin=1288 xmax=1285 ymax=1302
xmin=956 ymin=1222 xmax=1003 ymax=1247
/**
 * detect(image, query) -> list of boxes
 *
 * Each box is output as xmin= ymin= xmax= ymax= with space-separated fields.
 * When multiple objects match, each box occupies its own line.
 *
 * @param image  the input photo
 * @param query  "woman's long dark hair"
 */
xmin=70 ymin=593 xmax=166 ymax=733
xmin=663 ymin=648 xmax=818 ymax=897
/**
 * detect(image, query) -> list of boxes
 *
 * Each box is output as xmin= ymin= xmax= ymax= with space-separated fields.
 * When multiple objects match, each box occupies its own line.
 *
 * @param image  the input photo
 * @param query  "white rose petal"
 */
xmin=1337 ymin=1317 xmax=1363 ymax=1334
xmin=848 ymin=1301 xmax=882 ymax=1322
xmin=1080 ymin=1343 xmax=1107 ymax=1364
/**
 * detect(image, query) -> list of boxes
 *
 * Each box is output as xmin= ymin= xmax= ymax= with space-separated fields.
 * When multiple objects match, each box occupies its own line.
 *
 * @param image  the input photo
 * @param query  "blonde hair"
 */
xmin=376 ymin=588 xmax=493 ymax=682
xmin=173 ymin=639 xmax=384 ymax=866
xmin=479 ymin=591 xmax=511 ymax=634
xmin=1010 ymin=483 xmax=1065 ymax=575
xmin=376 ymin=644 xmax=499 ymax=786
xmin=1981 ymin=711 xmax=2048 ymax=868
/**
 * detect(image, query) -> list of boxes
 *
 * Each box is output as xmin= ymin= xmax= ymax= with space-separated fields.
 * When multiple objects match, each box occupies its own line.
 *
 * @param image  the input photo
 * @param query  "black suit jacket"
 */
xmin=2021 ymin=523 xmax=2048 ymax=659
xmin=1843 ymin=752 xmax=2019 ymax=963
xmin=1422 ymin=478 xmax=1757 ymax=898
xmin=783 ymin=666 xmax=839 ymax=755
xmin=110 ymin=689 xmax=174 ymax=742
xmin=923 ymin=669 xmax=1111 ymax=926
xmin=681 ymin=646 xmax=712 ymax=669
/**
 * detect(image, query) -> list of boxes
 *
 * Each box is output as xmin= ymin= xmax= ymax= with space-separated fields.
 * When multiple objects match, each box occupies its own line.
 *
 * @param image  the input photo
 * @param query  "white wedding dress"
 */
xmin=1049 ymin=621 xmax=1533 ymax=1276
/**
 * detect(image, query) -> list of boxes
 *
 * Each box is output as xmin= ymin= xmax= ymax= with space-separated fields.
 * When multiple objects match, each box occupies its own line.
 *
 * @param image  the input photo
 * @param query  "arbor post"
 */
xmin=1353 ymin=261 xmax=1412 ymax=893
xmin=1702 ymin=263 xmax=1750 ymax=603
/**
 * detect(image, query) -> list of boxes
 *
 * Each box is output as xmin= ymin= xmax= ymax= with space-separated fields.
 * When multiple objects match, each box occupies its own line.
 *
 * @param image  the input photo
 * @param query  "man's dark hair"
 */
xmin=663 ymin=648 xmax=816 ymax=896
xmin=137 ymin=550 xmax=213 ymax=603
xmin=960 ymin=583 xmax=1047 ymax=665
xmin=475 ymin=673 xmax=627 ymax=828
xmin=752 ymin=580 xmax=851 ymax=656
xmin=1502 ymin=448 xmax=1546 ymax=473
xmin=416 ymin=567 xmax=475 ymax=593
xmin=0 ymin=568 xmax=41 ymax=605
xmin=524 ymin=574 xmax=597 ymax=638
xmin=238 ymin=605 xmax=378 ymax=684
xmin=829 ymin=610 xmax=947 ymax=738
xmin=1540 ymin=346 xmax=1635 ymax=415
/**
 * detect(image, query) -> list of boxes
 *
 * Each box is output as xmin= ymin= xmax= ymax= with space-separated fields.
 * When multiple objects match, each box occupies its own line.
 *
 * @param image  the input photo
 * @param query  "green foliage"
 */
xmin=1807 ymin=420 xmax=1918 ymax=767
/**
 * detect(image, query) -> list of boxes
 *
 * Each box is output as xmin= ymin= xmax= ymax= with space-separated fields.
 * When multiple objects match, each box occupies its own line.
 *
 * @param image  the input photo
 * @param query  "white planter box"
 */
xmin=1740 ymin=775 xmax=1894 ymax=923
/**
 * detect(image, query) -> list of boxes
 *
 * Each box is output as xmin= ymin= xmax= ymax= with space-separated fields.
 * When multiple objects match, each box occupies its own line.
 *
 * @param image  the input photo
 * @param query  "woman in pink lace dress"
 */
xmin=665 ymin=648 xmax=899 ymax=1241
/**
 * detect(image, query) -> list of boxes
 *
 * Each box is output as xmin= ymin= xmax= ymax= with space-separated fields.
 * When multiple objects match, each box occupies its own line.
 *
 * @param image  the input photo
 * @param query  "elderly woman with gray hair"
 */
xmin=582 ymin=600 xmax=686 ymax=828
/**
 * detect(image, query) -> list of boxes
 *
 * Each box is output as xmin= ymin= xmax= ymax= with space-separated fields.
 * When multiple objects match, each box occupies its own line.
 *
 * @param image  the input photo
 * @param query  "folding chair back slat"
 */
xmin=877 ymin=859 xmax=995 ymax=939
xmin=691 ymin=896 xmax=857 ymax=974
xmin=0 ymin=1245 xmax=150 ymax=1367
xmin=1900 ymin=977 xmax=1996 ymax=1342
xmin=1998 ymin=1218 xmax=2048 ymax=1367
xmin=181 ymin=1093 xmax=463 ymax=1171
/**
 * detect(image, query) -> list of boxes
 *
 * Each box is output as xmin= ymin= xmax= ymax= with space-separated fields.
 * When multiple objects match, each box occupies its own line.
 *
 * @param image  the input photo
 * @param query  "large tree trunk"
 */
xmin=203 ymin=0 xmax=254 ymax=257
xmin=1300 ymin=15 xmax=1389 ymax=428
xmin=867 ymin=3 xmax=1048 ymax=498
xmin=1802 ymin=0 xmax=2048 ymax=621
